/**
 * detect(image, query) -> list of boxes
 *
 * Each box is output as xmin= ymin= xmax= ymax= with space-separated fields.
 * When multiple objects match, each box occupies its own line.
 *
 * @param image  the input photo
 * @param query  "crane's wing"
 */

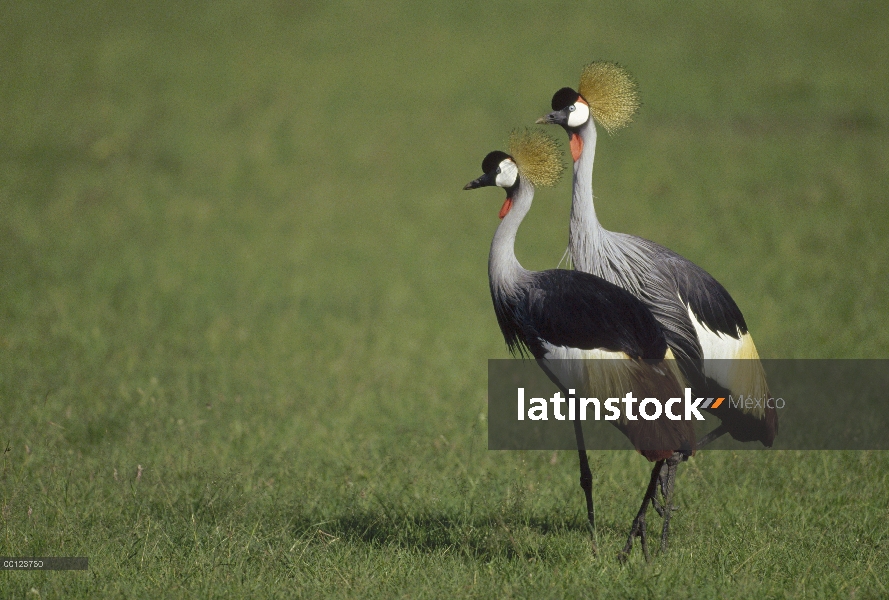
xmin=643 ymin=239 xmax=777 ymax=445
xmin=528 ymin=269 xmax=695 ymax=460
xmin=525 ymin=269 xmax=668 ymax=360
xmin=568 ymin=227 xmax=776 ymax=445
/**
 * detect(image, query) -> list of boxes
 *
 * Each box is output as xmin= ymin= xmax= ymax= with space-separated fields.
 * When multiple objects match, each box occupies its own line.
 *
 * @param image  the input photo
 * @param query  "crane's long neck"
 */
xmin=569 ymin=118 xmax=606 ymax=273
xmin=489 ymin=179 xmax=534 ymax=298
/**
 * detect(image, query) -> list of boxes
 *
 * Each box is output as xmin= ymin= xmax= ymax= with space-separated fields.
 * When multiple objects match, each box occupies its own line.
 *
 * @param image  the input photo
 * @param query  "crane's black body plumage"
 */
xmin=669 ymin=253 xmax=748 ymax=339
xmin=491 ymin=268 xmax=668 ymax=362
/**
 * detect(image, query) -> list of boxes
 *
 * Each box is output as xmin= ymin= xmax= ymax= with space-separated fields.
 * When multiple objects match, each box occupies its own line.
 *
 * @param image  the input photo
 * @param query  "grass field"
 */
xmin=2 ymin=1 xmax=888 ymax=597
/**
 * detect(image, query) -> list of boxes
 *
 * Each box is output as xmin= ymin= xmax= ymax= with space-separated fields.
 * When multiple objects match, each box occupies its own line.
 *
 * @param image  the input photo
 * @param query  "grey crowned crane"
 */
xmin=464 ymin=129 xmax=695 ymax=560
xmin=536 ymin=63 xmax=777 ymax=480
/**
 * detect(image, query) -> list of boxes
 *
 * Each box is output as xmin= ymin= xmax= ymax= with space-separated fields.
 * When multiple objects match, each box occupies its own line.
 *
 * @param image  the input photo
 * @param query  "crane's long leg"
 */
xmin=652 ymin=454 xmax=680 ymax=518
xmin=696 ymin=424 xmax=728 ymax=450
xmin=658 ymin=453 xmax=681 ymax=552
xmin=572 ymin=419 xmax=597 ymax=549
xmin=535 ymin=361 xmax=597 ymax=548
xmin=622 ymin=417 xmax=729 ymax=560
xmin=650 ymin=424 xmax=729 ymax=552
xmin=618 ymin=458 xmax=665 ymax=563
xmin=646 ymin=424 xmax=728 ymax=553
xmin=652 ymin=422 xmax=729 ymax=520
xmin=653 ymin=425 xmax=729 ymax=527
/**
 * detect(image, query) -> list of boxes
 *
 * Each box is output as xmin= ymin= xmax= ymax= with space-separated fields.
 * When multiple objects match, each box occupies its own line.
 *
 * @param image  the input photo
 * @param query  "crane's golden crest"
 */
xmin=578 ymin=62 xmax=640 ymax=134
xmin=508 ymin=129 xmax=564 ymax=188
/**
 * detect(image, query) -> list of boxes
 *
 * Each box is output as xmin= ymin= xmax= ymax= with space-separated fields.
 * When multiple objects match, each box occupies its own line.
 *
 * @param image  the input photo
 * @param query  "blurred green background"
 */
xmin=1 ymin=1 xmax=887 ymax=597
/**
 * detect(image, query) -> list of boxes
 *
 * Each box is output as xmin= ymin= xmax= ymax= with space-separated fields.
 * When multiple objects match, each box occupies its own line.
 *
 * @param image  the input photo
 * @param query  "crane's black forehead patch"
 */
xmin=482 ymin=150 xmax=511 ymax=174
xmin=551 ymin=87 xmax=580 ymax=110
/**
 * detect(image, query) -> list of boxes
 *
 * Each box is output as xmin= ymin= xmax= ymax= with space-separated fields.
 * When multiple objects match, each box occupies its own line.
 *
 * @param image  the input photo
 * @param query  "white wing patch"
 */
xmin=686 ymin=303 xmax=746 ymax=358
xmin=537 ymin=343 xmax=687 ymax=427
xmin=540 ymin=343 xmax=630 ymax=404
xmin=684 ymin=300 xmax=769 ymax=417
xmin=541 ymin=343 xmax=627 ymax=361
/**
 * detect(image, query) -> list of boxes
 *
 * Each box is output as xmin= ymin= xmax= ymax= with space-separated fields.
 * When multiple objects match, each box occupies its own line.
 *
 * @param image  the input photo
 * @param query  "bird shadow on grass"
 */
xmin=289 ymin=508 xmax=609 ymax=561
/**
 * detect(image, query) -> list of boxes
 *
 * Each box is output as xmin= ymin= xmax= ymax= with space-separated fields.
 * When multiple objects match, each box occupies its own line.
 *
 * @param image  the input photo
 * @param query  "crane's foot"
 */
xmin=618 ymin=458 xmax=664 ymax=563
xmin=618 ymin=501 xmax=651 ymax=563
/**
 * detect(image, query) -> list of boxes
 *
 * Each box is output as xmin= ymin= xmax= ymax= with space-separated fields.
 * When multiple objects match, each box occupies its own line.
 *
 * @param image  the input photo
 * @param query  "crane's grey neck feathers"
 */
xmin=489 ymin=179 xmax=534 ymax=300
xmin=570 ymin=118 xmax=604 ymax=274
xmin=569 ymin=116 xmax=651 ymax=297
xmin=568 ymin=111 xmax=689 ymax=350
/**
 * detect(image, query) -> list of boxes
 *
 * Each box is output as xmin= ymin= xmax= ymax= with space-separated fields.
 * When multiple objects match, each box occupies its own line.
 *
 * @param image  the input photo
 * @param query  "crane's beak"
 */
xmin=535 ymin=108 xmax=569 ymax=126
xmin=463 ymin=170 xmax=496 ymax=190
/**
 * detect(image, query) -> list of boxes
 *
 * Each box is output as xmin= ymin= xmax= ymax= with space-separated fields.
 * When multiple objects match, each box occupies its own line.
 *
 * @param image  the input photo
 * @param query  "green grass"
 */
xmin=2 ymin=0 xmax=888 ymax=596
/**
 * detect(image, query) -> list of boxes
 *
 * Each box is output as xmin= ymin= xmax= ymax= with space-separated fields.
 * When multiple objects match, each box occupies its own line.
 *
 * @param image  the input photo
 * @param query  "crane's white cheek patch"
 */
xmin=495 ymin=160 xmax=518 ymax=188
xmin=567 ymin=102 xmax=590 ymax=128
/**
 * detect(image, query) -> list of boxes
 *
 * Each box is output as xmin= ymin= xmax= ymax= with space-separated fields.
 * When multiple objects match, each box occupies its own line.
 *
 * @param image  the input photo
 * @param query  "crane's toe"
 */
xmin=618 ymin=508 xmax=651 ymax=563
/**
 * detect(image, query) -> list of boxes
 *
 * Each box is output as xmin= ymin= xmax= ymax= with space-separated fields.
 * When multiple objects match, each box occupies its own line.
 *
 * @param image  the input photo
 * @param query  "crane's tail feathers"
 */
xmin=573 ymin=357 xmax=695 ymax=461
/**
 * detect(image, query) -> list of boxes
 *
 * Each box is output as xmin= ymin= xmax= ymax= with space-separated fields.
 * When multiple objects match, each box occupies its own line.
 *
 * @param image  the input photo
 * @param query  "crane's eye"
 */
xmin=568 ymin=105 xmax=576 ymax=112
xmin=496 ymin=167 xmax=501 ymax=174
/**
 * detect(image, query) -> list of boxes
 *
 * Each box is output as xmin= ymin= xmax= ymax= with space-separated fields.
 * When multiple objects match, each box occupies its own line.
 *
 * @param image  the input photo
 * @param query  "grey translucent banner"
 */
xmin=488 ymin=359 xmax=889 ymax=450
xmin=0 ymin=557 xmax=88 ymax=570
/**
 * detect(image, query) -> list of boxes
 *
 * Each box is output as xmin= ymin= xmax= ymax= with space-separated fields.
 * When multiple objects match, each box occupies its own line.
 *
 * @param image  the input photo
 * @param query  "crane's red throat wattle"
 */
xmin=570 ymin=133 xmax=584 ymax=162
xmin=499 ymin=198 xmax=513 ymax=219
